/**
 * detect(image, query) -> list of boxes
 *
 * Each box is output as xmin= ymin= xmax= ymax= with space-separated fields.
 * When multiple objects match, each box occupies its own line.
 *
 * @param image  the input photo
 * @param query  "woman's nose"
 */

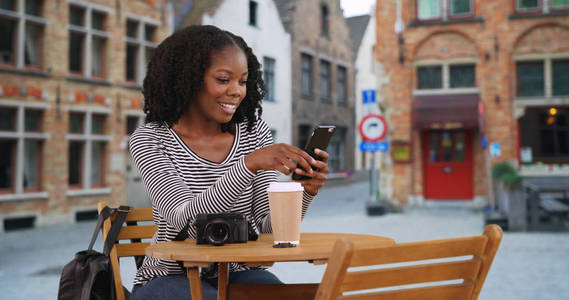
xmin=227 ymin=81 xmax=244 ymax=98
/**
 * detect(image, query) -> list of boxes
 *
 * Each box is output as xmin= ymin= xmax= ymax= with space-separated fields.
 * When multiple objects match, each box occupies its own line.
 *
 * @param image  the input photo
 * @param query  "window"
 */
xmin=249 ymin=0 xmax=258 ymax=26
xmin=551 ymin=0 xmax=569 ymax=9
xmin=319 ymin=60 xmax=331 ymax=101
xmin=515 ymin=0 xmax=569 ymax=13
xmin=68 ymin=4 xmax=109 ymax=79
xmin=66 ymin=110 xmax=112 ymax=192
xmin=417 ymin=0 xmax=472 ymax=20
xmin=0 ymin=0 xmax=46 ymax=69
xmin=418 ymin=66 xmax=443 ymax=89
xmin=520 ymin=107 xmax=569 ymax=163
xmin=125 ymin=18 xmax=158 ymax=85
xmin=321 ymin=4 xmax=329 ymax=37
xmin=337 ymin=66 xmax=347 ymax=105
xmin=516 ymin=58 xmax=569 ymax=98
xmin=126 ymin=115 xmax=143 ymax=136
xmin=301 ymin=54 xmax=313 ymax=97
xmin=552 ymin=59 xmax=569 ymax=96
xmin=0 ymin=102 xmax=49 ymax=200
xmin=263 ymin=57 xmax=275 ymax=102
xmin=516 ymin=0 xmax=540 ymax=11
xmin=449 ymin=64 xmax=475 ymax=88
xmin=516 ymin=61 xmax=544 ymax=97
xmin=450 ymin=0 xmax=472 ymax=16
xmin=418 ymin=0 xmax=441 ymax=19
xmin=416 ymin=63 xmax=476 ymax=90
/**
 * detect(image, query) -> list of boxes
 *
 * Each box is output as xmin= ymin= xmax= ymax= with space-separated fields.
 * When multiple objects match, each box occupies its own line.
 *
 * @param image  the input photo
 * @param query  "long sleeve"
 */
xmin=129 ymin=125 xmax=256 ymax=233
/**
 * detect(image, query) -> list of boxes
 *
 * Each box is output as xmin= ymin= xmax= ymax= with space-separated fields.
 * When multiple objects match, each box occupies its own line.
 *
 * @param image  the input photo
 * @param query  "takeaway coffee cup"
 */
xmin=267 ymin=182 xmax=304 ymax=248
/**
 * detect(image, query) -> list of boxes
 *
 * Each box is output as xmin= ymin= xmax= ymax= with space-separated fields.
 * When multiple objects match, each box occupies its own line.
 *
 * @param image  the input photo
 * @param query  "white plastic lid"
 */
xmin=267 ymin=182 xmax=304 ymax=192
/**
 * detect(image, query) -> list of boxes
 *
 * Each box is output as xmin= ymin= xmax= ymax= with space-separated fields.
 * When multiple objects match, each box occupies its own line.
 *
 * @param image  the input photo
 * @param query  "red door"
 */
xmin=423 ymin=130 xmax=473 ymax=200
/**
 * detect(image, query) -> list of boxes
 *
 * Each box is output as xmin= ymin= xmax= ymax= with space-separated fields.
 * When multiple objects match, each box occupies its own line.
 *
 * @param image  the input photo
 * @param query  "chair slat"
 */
xmin=342 ymin=259 xmax=481 ymax=292
xmin=109 ymin=208 xmax=153 ymax=222
xmin=117 ymin=225 xmax=157 ymax=240
xmin=116 ymin=242 xmax=151 ymax=257
xmin=338 ymin=283 xmax=474 ymax=300
xmin=350 ymin=236 xmax=487 ymax=267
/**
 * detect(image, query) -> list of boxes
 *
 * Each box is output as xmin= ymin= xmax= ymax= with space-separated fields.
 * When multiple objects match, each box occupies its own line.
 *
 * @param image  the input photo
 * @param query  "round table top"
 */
xmin=146 ymin=232 xmax=394 ymax=263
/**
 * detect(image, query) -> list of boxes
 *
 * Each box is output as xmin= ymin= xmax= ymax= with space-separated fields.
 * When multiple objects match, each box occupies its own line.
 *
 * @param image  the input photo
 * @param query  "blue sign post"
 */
xmin=362 ymin=89 xmax=376 ymax=104
xmin=360 ymin=141 xmax=389 ymax=153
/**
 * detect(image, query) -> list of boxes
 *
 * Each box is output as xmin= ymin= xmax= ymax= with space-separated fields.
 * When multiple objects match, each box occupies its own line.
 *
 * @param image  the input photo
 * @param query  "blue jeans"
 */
xmin=131 ymin=269 xmax=283 ymax=300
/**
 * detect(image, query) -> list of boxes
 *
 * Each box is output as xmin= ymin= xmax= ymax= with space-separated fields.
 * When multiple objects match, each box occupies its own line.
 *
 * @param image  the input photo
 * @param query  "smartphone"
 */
xmin=292 ymin=125 xmax=336 ymax=181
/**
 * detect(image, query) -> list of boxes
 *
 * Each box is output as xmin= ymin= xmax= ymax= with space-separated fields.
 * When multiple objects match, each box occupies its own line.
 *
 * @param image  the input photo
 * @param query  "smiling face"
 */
xmin=191 ymin=45 xmax=249 ymax=126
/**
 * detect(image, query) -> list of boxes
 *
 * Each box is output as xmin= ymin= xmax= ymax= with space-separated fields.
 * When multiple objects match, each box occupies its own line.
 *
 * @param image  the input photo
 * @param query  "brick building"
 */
xmin=376 ymin=0 xmax=569 ymax=205
xmin=275 ymin=0 xmax=356 ymax=173
xmin=0 ymin=0 xmax=173 ymax=231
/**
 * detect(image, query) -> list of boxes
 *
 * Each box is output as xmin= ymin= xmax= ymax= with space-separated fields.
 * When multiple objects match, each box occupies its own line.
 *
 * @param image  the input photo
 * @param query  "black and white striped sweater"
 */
xmin=129 ymin=119 xmax=314 ymax=285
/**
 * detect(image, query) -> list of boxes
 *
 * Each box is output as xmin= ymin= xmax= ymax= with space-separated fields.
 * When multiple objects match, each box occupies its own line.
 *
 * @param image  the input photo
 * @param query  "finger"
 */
xmin=312 ymin=160 xmax=327 ymax=170
xmin=273 ymin=157 xmax=292 ymax=175
xmin=287 ymin=153 xmax=314 ymax=176
xmin=314 ymin=148 xmax=329 ymax=163
xmin=280 ymin=157 xmax=298 ymax=172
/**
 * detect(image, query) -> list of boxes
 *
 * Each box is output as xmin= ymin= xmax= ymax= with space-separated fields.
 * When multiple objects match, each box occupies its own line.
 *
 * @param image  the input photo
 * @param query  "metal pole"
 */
xmin=370 ymin=154 xmax=376 ymax=203
xmin=485 ymin=148 xmax=495 ymax=209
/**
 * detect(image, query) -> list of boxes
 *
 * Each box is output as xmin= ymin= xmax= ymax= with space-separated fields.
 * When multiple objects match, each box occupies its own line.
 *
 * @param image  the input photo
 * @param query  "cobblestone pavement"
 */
xmin=1 ymin=181 xmax=568 ymax=299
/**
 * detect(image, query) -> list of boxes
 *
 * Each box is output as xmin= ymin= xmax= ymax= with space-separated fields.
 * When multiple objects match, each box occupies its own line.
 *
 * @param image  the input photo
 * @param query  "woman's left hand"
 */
xmin=293 ymin=148 xmax=329 ymax=196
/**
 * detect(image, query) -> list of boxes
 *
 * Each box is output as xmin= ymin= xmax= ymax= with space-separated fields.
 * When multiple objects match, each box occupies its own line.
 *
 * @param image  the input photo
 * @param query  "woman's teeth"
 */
xmin=220 ymin=103 xmax=236 ymax=109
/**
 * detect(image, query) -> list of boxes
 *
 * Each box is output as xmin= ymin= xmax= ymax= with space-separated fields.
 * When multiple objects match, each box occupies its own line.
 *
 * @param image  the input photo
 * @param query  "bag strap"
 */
xmin=173 ymin=221 xmax=190 ymax=241
xmin=103 ymin=205 xmax=130 ymax=256
xmin=87 ymin=206 xmax=116 ymax=251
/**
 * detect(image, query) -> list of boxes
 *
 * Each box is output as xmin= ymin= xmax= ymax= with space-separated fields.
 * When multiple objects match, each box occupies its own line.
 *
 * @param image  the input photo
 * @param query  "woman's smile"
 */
xmin=218 ymin=101 xmax=238 ymax=114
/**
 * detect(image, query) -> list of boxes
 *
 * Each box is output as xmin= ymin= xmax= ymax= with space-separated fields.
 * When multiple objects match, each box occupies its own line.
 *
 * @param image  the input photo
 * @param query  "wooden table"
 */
xmin=146 ymin=232 xmax=394 ymax=300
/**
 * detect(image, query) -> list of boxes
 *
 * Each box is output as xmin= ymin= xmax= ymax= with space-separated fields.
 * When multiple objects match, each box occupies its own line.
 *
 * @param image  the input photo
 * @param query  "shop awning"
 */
xmin=412 ymin=93 xmax=480 ymax=129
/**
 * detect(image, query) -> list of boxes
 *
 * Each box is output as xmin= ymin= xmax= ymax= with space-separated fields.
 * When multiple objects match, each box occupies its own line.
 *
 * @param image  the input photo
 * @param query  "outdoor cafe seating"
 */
xmin=98 ymin=202 xmax=502 ymax=300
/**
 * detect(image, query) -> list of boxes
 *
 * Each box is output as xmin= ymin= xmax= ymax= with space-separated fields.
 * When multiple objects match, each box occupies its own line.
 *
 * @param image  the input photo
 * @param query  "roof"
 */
xmin=273 ymin=0 xmax=296 ymax=32
xmin=174 ymin=0 xmax=225 ymax=30
xmin=345 ymin=14 xmax=371 ymax=54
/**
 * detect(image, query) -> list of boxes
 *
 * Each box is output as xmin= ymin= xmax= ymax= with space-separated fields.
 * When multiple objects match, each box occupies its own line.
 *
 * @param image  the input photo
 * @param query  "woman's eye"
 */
xmin=239 ymin=80 xmax=248 ymax=85
xmin=216 ymin=78 xmax=229 ymax=83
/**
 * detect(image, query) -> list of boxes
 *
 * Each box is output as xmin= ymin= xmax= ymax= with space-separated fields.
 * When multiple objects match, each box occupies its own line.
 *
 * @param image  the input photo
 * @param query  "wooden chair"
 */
xmin=315 ymin=225 xmax=503 ymax=300
xmin=98 ymin=202 xmax=156 ymax=300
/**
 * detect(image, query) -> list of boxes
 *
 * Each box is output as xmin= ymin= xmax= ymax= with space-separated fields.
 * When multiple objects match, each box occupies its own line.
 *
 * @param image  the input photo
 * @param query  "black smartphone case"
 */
xmin=292 ymin=126 xmax=335 ymax=181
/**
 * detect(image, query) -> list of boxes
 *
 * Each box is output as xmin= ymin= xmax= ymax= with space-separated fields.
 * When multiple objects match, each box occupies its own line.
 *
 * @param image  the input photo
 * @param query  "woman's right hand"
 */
xmin=244 ymin=143 xmax=316 ymax=175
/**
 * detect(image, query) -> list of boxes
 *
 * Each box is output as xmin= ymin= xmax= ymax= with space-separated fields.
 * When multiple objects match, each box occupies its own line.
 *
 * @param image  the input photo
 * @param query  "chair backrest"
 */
xmin=98 ymin=202 xmax=156 ymax=300
xmin=315 ymin=225 xmax=503 ymax=300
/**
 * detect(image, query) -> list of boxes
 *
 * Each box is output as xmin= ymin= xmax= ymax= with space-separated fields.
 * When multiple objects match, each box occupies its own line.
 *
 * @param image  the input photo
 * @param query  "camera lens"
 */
xmin=205 ymin=221 xmax=229 ymax=246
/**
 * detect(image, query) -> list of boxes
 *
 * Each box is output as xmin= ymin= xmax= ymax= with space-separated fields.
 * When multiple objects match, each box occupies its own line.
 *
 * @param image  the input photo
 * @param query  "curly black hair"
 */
xmin=142 ymin=25 xmax=265 ymax=132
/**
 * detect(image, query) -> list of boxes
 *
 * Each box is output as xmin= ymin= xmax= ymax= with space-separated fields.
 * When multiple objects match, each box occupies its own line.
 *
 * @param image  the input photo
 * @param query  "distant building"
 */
xmin=0 ymin=0 xmax=173 ymax=231
xmin=274 ymin=0 xmax=356 ymax=173
xmin=174 ymin=0 xmax=293 ymax=145
xmin=346 ymin=8 xmax=387 ymax=174
xmin=376 ymin=0 xmax=569 ymax=206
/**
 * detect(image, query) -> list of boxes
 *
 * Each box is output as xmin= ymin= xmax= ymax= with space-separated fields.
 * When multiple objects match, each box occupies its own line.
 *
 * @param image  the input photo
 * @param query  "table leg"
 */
xmin=187 ymin=267 xmax=203 ymax=300
xmin=217 ymin=263 xmax=229 ymax=300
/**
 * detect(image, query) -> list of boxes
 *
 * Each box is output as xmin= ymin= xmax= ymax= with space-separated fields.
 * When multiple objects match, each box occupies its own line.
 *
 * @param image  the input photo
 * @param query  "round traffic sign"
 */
xmin=358 ymin=114 xmax=387 ymax=142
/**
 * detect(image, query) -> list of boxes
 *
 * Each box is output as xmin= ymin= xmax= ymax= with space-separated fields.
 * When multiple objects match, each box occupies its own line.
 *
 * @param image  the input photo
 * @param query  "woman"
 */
xmin=129 ymin=25 xmax=329 ymax=299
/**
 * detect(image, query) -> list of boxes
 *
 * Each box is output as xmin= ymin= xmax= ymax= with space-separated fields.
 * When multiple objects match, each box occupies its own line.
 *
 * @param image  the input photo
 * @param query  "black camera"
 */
xmin=195 ymin=213 xmax=258 ymax=246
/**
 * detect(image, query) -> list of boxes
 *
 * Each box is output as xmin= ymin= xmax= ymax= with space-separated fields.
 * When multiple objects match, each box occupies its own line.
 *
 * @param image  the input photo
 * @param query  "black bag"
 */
xmin=58 ymin=206 xmax=130 ymax=300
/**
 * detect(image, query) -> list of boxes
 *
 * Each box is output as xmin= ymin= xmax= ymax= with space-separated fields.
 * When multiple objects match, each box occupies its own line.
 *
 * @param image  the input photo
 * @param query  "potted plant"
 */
xmin=492 ymin=161 xmax=525 ymax=231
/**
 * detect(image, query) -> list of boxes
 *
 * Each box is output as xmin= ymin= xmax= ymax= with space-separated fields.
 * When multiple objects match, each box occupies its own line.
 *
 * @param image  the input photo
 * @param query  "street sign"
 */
xmin=360 ymin=141 xmax=389 ymax=152
xmin=490 ymin=142 xmax=501 ymax=157
xmin=362 ymin=90 xmax=376 ymax=104
xmin=358 ymin=114 xmax=388 ymax=142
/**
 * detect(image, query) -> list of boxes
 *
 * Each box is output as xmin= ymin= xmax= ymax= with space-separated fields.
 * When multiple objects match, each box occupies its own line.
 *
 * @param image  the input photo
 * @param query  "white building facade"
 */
xmin=201 ymin=0 xmax=293 ymax=144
